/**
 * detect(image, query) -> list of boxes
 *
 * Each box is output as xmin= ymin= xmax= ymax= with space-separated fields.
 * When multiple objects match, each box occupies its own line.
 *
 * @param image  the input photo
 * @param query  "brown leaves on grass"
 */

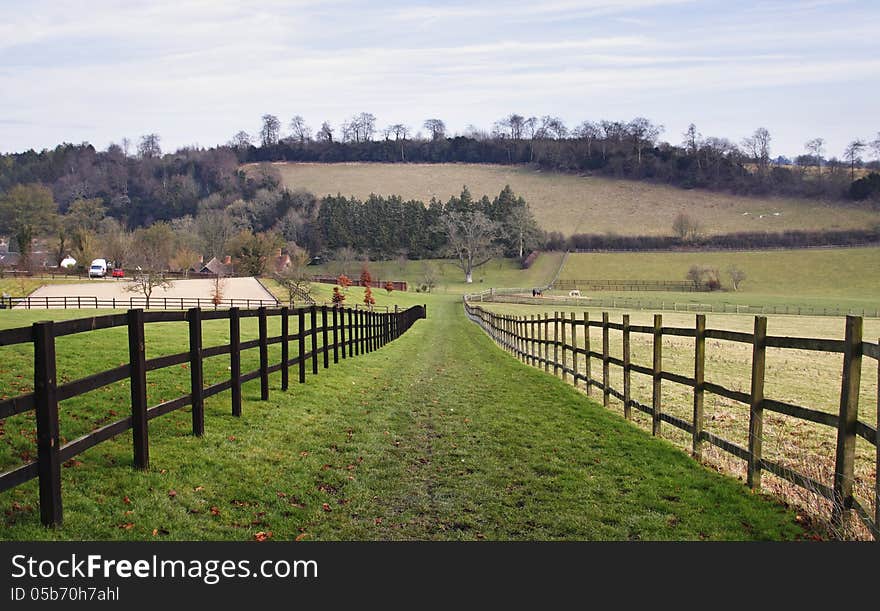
xmin=167 ymin=489 xmax=177 ymax=498
xmin=253 ymin=531 xmax=272 ymax=542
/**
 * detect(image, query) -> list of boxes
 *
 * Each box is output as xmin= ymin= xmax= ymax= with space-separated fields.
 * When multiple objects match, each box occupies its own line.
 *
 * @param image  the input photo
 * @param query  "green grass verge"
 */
xmin=0 ymin=295 xmax=807 ymax=540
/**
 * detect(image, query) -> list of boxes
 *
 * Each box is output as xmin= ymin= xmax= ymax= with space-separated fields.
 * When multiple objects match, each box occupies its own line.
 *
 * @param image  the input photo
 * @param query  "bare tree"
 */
xmin=137 ymin=133 xmax=162 ymax=159
xmin=288 ymin=115 xmax=311 ymax=143
xmin=727 ymin=265 xmax=746 ymax=291
xmin=316 ymin=121 xmax=334 ymax=142
xmin=682 ymin=123 xmax=702 ymax=169
xmin=672 ymin=212 xmax=700 ymax=241
xmin=742 ymin=127 xmax=771 ymax=175
xmin=260 ymin=114 xmax=281 ymax=147
xmin=423 ymin=118 xmax=446 ymax=140
xmin=628 ymin=117 xmax=663 ymax=166
xmin=871 ymin=132 xmax=880 ymax=161
xmin=804 ymin=137 xmax=825 ymax=175
xmin=573 ymin=121 xmax=600 ymax=157
xmin=273 ymin=246 xmax=312 ymax=305
xmin=230 ymin=131 xmax=251 ymax=150
xmin=126 ymin=223 xmax=175 ymax=307
xmin=196 ymin=209 xmax=234 ymax=259
xmin=442 ymin=210 xmax=499 ymax=283
xmin=534 ymin=115 xmax=568 ymax=140
xmin=843 ymin=140 xmax=866 ymax=180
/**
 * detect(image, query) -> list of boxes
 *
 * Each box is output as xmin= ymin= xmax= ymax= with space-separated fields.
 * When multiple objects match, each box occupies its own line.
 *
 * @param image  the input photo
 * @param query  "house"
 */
xmin=200 ymin=255 xmax=234 ymax=276
xmin=271 ymin=248 xmax=291 ymax=274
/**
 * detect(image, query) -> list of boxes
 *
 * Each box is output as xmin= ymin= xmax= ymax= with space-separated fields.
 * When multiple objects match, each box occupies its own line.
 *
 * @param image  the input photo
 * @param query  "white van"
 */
xmin=89 ymin=258 xmax=108 ymax=278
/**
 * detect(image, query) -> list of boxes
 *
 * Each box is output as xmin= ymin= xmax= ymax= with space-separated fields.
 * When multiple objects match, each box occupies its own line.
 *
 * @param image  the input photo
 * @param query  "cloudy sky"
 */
xmin=1 ymin=0 xmax=878 ymax=157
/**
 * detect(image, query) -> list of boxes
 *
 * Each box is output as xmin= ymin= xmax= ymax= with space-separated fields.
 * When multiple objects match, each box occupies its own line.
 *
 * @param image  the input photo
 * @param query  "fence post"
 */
xmin=553 ymin=312 xmax=560 ymax=376
xmin=560 ymin=314 xmax=568 ymax=382
xmin=229 ymin=307 xmax=242 ymax=416
xmin=876 ymin=336 xmax=879 ymax=536
xmin=187 ymin=308 xmax=205 ymax=437
xmin=127 ymin=309 xmax=149 ymax=470
xmin=543 ymin=313 xmax=550 ymax=373
xmin=570 ymin=312 xmax=579 ymax=389
xmin=353 ymin=309 xmax=360 ymax=356
xmin=298 ymin=309 xmax=306 ymax=383
xmin=348 ymin=309 xmax=355 ymax=357
xmin=33 ymin=321 xmax=62 ymax=526
xmin=831 ymin=315 xmax=862 ymax=531
xmin=332 ymin=307 xmax=340 ymax=364
xmin=322 ymin=306 xmax=329 ymax=369
xmin=258 ymin=307 xmax=269 ymax=400
xmin=692 ymin=314 xmax=706 ymax=458
xmin=622 ymin=314 xmax=631 ymax=420
xmin=281 ymin=306 xmax=290 ymax=391
xmin=652 ymin=314 xmax=662 ymax=435
xmin=311 ymin=305 xmax=319 ymax=374
xmin=584 ymin=313 xmax=592 ymax=395
xmin=602 ymin=312 xmax=610 ymax=408
xmin=747 ymin=316 xmax=767 ymax=489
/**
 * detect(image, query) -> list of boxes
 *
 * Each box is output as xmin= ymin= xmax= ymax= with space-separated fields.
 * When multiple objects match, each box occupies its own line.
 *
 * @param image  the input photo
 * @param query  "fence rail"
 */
xmin=0 ymin=295 xmax=396 ymax=312
xmin=474 ymin=292 xmax=880 ymax=319
xmin=552 ymin=279 xmax=705 ymax=292
xmin=0 ymin=303 xmax=427 ymax=526
xmin=463 ymin=300 xmax=879 ymax=540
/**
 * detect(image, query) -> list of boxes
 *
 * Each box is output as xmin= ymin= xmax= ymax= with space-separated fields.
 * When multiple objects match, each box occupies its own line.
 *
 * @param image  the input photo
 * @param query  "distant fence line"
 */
xmin=311 ymin=276 xmax=408 ymax=291
xmin=465 ymin=289 xmax=880 ymax=319
xmin=552 ymin=279 xmax=706 ymax=292
xmin=0 ymin=295 xmax=398 ymax=312
xmin=463 ymin=299 xmax=879 ymax=540
xmin=0 ymin=303 xmax=427 ymax=526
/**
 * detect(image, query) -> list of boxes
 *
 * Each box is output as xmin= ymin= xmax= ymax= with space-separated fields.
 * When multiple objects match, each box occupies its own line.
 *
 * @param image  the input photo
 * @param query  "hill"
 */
xmin=266 ymin=162 xmax=880 ymax=237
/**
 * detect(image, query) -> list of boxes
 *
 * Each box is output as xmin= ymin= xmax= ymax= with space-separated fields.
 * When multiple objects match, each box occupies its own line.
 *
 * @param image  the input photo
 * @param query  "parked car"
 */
xmin=111 ymin=268 xmax=124 ymax=278
xmin=89 ymin=258 xmax=108 ymax=278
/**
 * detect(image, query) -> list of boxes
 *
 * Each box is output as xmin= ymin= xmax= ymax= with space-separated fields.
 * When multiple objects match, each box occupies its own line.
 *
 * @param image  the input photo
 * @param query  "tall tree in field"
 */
xmin=423 ymin=118 xmax=446 ymax=140
xmin=260 ymin=114 xmax=281 ymax=147
xmin=804 ymin=137 xmax=825 ymax=176
xmin=0 ymin=183 xmax=57 ymax=267
xmin=230 ymin=131 xmax=251 ymax=149
xmin=573 ymin=121 xmax=600 ymax=158
xmin=742 ymin=127 xmax=772 ymax=176
xmin=127 ymin=223 xmax=176 ymax=307
xmin=843 ymin=140 xmax=866 ymax=180
xmin=682 ymin=123 xmax=702 ymax=169
xmin=316 ymin=121 xmax=334 ymax=142
xmin=442 ymin=210 xmax=498 ymax=283
xmin=628 ymin=117 xmax=663 ymax=166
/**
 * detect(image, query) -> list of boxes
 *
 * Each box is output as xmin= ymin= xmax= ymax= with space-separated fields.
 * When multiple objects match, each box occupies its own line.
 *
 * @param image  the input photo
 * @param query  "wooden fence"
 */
xmin=552 ymin=279 xmax=705 ymax=292
xmin=463 ymin=300 xmax=879 ymax=540
xmin=0 ymin=303 xmax=426 ymax=526
xmin=1 ymin=295 xmax=279 ymax=310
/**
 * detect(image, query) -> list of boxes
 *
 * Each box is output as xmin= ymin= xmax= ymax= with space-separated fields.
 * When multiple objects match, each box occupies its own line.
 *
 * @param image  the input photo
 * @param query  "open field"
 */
xmin=304 ymin=252 xmax=564 ymax=295
xmin=0 ymin=295 xmax=808 ymax=540
xmin=554 ymin=247 xmax=880 ymax=313
xmin=266 ymin=162 xmax=880 ymax=236
xmin=478 ymin=301 xmax=879 ymax=537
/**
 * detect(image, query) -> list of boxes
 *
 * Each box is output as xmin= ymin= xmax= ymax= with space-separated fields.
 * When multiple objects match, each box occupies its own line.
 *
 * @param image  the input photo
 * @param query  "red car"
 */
xmin=111 ymin=268 xmax=125 ymax=278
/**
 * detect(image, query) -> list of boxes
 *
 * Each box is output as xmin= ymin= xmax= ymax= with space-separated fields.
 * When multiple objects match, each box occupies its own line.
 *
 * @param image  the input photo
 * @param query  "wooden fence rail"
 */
xmin=0 ymin=295 xmax=395 ymax=312
xmin=0 ymin=303 xmax=427 ymax=526
xmin=463 ymin=300 xmax=879 ymax=540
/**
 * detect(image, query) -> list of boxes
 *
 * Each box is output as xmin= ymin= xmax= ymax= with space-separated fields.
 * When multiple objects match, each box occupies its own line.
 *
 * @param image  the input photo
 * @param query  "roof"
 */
xmin=200 ymin=257 xmax=233 ymax=276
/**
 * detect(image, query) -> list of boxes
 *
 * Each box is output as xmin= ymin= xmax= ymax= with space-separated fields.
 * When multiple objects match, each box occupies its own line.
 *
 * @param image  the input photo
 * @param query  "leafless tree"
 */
xmin=442 ymin=210 xmax=499 ymax=283
xmin=137 ymin=133 xmax=162 ymax=159
xmin=843 ymin=140 xmax=866 ymax=180
xmin=672 ymin=212 xmax=701 ymax=241
xmin=260 ymin=114 xmax=281 ymax=147
xmin=316 ymin=121 xmax=334 ymax=142
xmin=628 ymin=117 xmax=663 ymax=166
xmin=273 ymin=246 xmax=312 ymax=305
xmin=727 ymin=265 xmax=746 ymax=291
xmin=804 ymin=137 xmax=825 ymax=176
xmin=534 ymin=115 xmax=568 ymax=140
xmin=288 ymin=115 xmax=311 ymax=143
xmin=423 ymin=118 xmax=446 ymax=140
xmin=682 ymin=123 xmax=702 ymax=169
xmin=742 ymin=127 xmax=772 ymax=175
xmin=574 ymin=121 xmax=600 ymax=157
xmin=230 ymin=131 xmax=251 ymax=150
xmin=871 ymin=132 xmax=880 ymax=161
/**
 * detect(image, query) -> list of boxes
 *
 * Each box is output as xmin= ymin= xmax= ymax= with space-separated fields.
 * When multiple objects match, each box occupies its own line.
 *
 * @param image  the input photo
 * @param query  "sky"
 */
xmin=1 ymin=0 xmax=878 ymax=158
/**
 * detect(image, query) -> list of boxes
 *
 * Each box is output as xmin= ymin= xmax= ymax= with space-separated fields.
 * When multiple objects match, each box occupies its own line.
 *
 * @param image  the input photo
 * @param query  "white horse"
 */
xmin=568 ymin=290 xmax=581 ymax=297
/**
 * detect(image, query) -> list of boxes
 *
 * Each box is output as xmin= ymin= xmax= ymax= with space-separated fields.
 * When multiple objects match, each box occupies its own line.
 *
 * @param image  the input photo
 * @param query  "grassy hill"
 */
xmin=266 ymin=162 xmax=880 ymax=237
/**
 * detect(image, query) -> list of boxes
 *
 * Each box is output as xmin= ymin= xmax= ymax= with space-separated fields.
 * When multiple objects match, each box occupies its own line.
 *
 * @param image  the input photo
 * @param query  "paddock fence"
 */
xmin=463 ymin=299 xmax=879 ymax=540
xmin=0 ymin=303 xmax=427 ymax=526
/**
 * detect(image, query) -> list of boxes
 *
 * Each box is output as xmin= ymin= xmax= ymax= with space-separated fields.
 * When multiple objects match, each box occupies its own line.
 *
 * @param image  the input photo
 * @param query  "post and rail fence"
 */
xmin=463 ymin=299 xmax=879 ymax=540
xmin=0 ymin=303 xmax=426 ymax=526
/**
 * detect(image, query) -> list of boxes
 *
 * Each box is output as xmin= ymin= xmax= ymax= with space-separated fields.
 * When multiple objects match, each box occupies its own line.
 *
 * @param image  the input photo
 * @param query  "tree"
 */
xmin=742 ymin=127 xmax=771 ymax=175
xmin=363 ymin=284 xmax=375 ymax=306
xmin=574 ymin=121 xmax=600 ymax=157
xmin=316 ymin=121 xmax=334 ymax=142
xmin=101 ymin=220 xmax=133 ymax=269
xmin=228 ymin=231 xmax=283 ymax=276
xmin=727 ymin=265 xmax=746 ymax=291
xmin=169 ymin=246 xmax=201 ymax=276
xmin=672 ymin=212 xmax=700 ymax=241
xmin=804 ymin=137 xmax=825 ymax=175
xmin=843 ymin=140 xmax=866 ymax=180
xmin=273 ymin=245 xmax=311 ymax=304
xmin=682 ymin=123 xmax=702 ymax=169
xmin=871 ymin=132 xmax=880 ymax=161
xmin=0 ymin=183 xmax=57 ymax=267
xmin=421 ymin=261 xmax=439 ymax=292
xmin=627 ymin=117 xmax=663 ymax=166
xmin=288 ymin=116 xmax=311 ymax=143
xmin=442 ymin=210 xmax=498 ymax=283
xmin=127 ymin=223 xmax=176 ymax=307
xmin=230 ymin=131 xmax=251 ymax=149
xmin=137 ymin=133 xmax=162 ymax=159
xmin=260 ymin=114 xmax=281 ymax=147
xmin=195 ymin=209 xmax=234 ymax=260
xmin=423 ymin=119 xmax=446 ymax=140
xmin=686 ymin=265 xmax=721 ymax=290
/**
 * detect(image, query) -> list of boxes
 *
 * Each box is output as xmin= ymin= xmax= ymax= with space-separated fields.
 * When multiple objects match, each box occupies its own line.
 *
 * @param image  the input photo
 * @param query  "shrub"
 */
xmin=332 ymin=286 xmax=346 ymax=305
xmin=384 ymin=281 xmax=394 ymax=293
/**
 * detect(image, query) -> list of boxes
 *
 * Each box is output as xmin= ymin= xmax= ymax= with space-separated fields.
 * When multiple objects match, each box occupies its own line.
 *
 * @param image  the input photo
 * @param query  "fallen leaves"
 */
xmin=253 ymin=531 xmax=272 ymax=542
xmin=167 ymin=489 xmax=177 ymax=498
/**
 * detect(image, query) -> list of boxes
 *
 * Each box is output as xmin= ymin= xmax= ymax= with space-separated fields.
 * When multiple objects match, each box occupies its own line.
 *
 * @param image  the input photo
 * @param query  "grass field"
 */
xmin=303 ymin=252 xmax=564 ymax=295
xmin=555 ymin=247 xmax=880 ymax=313
xmin=265 ymin=162 xmax=880 ymax=236
xmin=477 ymin=301 xmax=879 ymax=537
xmin=0 ymin=295 xmax=809 ymax=540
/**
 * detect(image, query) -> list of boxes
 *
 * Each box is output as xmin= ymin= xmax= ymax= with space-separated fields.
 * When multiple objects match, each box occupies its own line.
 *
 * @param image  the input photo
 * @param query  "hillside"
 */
xmin=266 ymin=162 xmax=880 ymax=237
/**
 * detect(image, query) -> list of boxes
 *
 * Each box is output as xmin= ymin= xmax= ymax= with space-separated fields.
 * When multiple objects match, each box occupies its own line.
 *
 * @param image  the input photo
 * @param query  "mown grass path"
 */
xmin=1 ymin=296 xmax=806 ymax=540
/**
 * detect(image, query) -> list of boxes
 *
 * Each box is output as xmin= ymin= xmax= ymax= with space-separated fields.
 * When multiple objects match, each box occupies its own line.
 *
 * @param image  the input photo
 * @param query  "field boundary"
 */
xmin=0 ymin=303 xmax=427 ymax=526
xmin=462 ymin=299 xmax=879 ymax=540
